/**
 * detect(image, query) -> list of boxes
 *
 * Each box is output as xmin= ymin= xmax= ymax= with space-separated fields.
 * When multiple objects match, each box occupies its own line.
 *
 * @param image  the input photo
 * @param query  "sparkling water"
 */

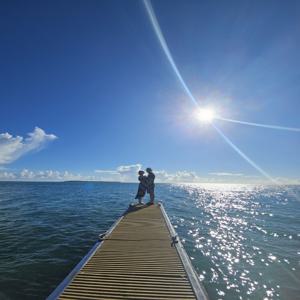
xmin=0 ymin=182 xmax=299 ymax=299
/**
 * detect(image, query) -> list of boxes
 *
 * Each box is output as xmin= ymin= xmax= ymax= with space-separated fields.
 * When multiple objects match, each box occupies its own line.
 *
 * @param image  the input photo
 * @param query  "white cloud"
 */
xmin=93 ymin=169 xmax=121 ymax=182
xmin=0 ymin=171 xmax=16 ymax=180
xmin=155 ymin=170 xmax=201 ymax=183
xmin=209 ymin=172 xmax=244 ymax=177
xmin=0 ymin=165 xmax=202 ymax=183
xmin=117 ymin=164 xmax=142 ymax=181
xmin=0 ymin=164 xmax=299 ymax=185
xmin=0 ymin=169 xmax=95 ymax=181
xmin=95 ymin=165 xmax=204 ymax=183
xmin=0 ymin=127 xmax=57 ymax=165
xmin=117 ymin=164 xmax=142 ymax=174
xmin=95 ymin=164 xmax=142 ymax=182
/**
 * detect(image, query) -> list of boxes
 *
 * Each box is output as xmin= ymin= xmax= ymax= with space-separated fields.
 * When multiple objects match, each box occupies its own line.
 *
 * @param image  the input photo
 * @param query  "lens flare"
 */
xmin=143 ymin=0 xmax=198 ymax=106
xmin=143 ymin=0 xmax=300 ymax=196
xmin=217 ymin=117 xmax=300 ymax=132
xmin=212 ymin=123 xmax=277 ymax=183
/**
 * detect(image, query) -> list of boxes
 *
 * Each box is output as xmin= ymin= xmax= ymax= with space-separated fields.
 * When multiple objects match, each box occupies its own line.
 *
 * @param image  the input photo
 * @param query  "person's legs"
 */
xmin=139 ymin=189 xmax=146 ymax=204
xmin=149 ymin=191 xmax=155 ymax=203
xmin=136 ymin=188 xmax=145 ymax=204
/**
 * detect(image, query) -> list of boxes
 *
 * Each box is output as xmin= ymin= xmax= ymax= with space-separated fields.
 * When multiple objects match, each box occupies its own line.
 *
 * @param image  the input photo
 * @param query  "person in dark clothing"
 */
xmin=135 ymin=170 xmax=147 ymax=204
xmin=146 ymin=167 xmax=155 ymax=204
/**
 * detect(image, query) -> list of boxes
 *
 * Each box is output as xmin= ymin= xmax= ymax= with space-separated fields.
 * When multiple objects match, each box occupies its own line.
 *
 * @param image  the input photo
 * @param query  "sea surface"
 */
xmin=0 ymin=182 xmax=299 ymax=300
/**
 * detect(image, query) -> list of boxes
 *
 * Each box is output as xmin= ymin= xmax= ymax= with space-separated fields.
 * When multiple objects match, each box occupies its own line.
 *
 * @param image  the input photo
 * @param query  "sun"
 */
xmin=196 ymin=108 xmax=216 ymax=123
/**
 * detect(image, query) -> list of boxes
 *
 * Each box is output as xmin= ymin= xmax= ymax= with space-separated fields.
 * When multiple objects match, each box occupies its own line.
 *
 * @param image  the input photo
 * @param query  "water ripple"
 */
xmin=0 ymin=182 xmax=299 ymax=300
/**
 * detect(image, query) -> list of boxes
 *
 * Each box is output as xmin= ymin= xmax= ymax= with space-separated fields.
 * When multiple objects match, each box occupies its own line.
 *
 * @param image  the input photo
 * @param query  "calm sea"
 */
xmin=0 ymin=182 xmax=299 ymax=300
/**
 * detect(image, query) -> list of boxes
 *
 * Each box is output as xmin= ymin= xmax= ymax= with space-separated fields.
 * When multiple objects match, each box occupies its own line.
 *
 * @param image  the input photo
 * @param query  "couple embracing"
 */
xmin=135 ymin=167 xmax=155 ymax=205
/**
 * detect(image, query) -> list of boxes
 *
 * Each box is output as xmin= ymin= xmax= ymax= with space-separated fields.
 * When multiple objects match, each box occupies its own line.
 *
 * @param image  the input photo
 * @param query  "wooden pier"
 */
xmin=47 ymin=203 xmax=208 ymax=300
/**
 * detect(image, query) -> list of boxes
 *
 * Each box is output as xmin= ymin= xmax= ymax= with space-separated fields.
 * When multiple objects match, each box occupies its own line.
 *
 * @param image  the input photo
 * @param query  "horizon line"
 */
xmin=0 ymin=179 xmax=299 ymax=186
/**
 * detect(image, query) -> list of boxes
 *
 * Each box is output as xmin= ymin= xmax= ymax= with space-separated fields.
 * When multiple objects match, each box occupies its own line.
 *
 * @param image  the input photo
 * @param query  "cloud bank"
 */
xmin=209 ymin=172 xmax=244 ymax=177
xmin=95 ymin=164 xmax=142 ymax=182
xmin=0 ymin=127 xmax=57 ymax=165
xmin=95 ymin=165 xmax=204 ymax=183
xmin=0 ymin=169 xmax=94 ymax=181
xmin=0 ymin=166 xmax=202 ymax=183
xmin=0 ymin=164 xmax=298 ymax=184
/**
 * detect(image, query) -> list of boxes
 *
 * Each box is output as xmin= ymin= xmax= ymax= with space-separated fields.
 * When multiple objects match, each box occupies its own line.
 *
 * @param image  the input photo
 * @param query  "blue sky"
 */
xmin=0 ymin=0 xmax=299 ymax=183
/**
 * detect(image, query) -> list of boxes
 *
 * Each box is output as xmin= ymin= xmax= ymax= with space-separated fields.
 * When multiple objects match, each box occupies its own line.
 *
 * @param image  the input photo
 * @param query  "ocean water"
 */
xmin=0 ymin=182 xmax=299 ymax=300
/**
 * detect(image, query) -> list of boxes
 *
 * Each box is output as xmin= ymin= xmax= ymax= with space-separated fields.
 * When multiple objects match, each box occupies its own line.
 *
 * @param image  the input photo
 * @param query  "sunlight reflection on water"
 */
xmin=165 ymin=183 xmax=300 ymax=300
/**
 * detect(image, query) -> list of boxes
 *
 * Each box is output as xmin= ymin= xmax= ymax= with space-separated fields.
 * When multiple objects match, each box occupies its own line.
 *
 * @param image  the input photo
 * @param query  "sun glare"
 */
xmin=196 ymin=108 xmax=216 ymax=123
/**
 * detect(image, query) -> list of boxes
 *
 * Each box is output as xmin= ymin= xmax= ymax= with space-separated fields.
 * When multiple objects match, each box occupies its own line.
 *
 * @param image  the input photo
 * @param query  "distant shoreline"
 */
xmin=0 ymin=180 xmax=299 ymax=186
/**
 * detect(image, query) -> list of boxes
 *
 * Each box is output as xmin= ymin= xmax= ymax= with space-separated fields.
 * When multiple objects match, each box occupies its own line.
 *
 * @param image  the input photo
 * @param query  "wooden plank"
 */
xmin=48 ymin=204 xmax=208 ymax=300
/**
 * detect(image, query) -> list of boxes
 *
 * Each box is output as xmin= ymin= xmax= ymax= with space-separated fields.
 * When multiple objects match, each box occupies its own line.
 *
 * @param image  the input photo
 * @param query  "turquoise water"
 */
xmin=0 ymin=182 xmax=299 ymax=300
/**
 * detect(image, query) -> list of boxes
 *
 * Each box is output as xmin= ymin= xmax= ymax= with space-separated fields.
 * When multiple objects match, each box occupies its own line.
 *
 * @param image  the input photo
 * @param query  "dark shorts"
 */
xmin=147 ymin=187 xmax=155 ymax=194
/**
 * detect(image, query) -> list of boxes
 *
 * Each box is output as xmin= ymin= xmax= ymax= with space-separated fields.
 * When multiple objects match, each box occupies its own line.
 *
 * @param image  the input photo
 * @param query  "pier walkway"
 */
xmin=48 ymin=204 xmax=208 ymax=300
